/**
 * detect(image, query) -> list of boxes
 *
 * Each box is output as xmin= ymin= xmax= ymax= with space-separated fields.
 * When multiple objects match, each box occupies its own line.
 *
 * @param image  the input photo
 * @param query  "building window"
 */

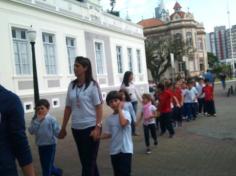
xmin=66 ymin=37 xmax=76 ymax=74
xmin=116 ymin=46 xmax=123 ymax=73
xmin=42 ymin=33 xmax=57 ymax=74
xmin=174 ymin=33 xmax=182 ymax=41
xmin=127 ymin=48 xmax=133 ymax=71
xmin=95 ymin=41 xmax=105 ymax=74
xmin=12 ymin=28 xmax=31 ymax=75
xmin=136 ymin=49 xmax=142 ymax=73
xmin=52 ymin=98 xmax=60 ymax=108
xmin=186 ymin=32 xmax=192 ymax=46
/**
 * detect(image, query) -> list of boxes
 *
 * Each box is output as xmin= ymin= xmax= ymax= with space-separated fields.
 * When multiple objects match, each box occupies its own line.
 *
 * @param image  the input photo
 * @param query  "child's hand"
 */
xmin=118 ymin=101 xmax=124 ymax=110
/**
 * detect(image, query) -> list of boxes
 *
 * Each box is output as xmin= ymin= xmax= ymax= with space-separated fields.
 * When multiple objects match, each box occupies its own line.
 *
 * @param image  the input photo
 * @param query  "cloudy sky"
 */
xmin=100 ymin=0 xmax=236 ymax=32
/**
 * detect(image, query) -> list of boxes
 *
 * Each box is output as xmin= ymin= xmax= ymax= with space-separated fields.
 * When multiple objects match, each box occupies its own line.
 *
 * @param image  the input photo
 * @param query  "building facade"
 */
xmin=0 ymin=0 xmax=148 ymax=114
xmin=206 ymin=25 xmax=236 ymax=70
xmin=139 ymin=2 xmax=208 ymax=79
xmin=214 ymin=26 xmax=228 ymax=60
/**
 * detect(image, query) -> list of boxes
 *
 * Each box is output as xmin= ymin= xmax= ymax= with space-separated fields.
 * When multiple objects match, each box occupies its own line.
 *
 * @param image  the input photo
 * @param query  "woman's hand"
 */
xmin=90 ymin=127 xmax=101 ymax=141
xmin=58 ymin=128 xmax=67 ymax=139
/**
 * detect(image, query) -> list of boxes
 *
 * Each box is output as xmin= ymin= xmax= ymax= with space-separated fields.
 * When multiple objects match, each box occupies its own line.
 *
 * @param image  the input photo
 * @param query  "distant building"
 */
xmin=138 ymin=1 xmax=208 ymax=79
xmin=206 ymin=32 xmax=217 ymax=56
xmin=155 ymin=0 xmax=169 ymax=22
xmin=206 ymin=24 xmax=236 ymax=70
xmin=0 ymin=0 xmax=148 ymax=114
xmin=214 ymin=26 xmax=228 ymax=60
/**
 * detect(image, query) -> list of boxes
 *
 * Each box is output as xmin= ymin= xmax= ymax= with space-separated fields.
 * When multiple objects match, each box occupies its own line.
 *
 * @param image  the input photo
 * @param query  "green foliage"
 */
xmin=207 ymin=52 xmax=233 ymax=78
xmin=145 ymin=36 xmax=194 ymax=82
xmin=207 ymin=52 xmax=219 ymax=68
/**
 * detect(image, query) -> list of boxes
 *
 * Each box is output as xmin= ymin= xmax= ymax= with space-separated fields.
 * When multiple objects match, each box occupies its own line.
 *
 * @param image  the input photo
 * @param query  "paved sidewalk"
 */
xmin=20 ymin=83 xmax=236 ymax=176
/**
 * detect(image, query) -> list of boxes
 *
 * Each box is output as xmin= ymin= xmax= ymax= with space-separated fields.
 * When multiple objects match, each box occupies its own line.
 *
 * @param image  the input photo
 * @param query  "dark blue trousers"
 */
xmin=38 ymin=144 xmax=62 ymax=176
xmin=111 ymin=153 xmax=132 ymax=176
xmin=72 ymin=127 xmax=100 ymax=176
xmin=159 ymin=112 xmax=175 ymax=135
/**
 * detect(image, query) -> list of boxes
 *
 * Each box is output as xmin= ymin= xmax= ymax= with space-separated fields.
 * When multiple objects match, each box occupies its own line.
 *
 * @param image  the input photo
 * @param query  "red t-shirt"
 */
xmin=158 ymin=89 xmax=173 ymax=113
xmin=172 ymin=88 xmax=182 ymax=106
xmin=203 ymin=85 xmax=214 ymax=101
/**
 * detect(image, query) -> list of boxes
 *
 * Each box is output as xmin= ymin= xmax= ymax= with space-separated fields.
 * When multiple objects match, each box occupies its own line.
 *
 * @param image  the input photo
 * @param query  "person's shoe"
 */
xmin=132 ymin=132 xmax=139 ymax=136
xmin=160 ymin=132 xmax=165 ymax=136
xmin=169 ymin=134 xmax=174 ymax=138
xmin=146 ymin=148 xmax=151 ymax=154
xmin=154 ymin=141 xmax=158 ymax=146
xmin=213 ymin=114 xmax=216 ymax=117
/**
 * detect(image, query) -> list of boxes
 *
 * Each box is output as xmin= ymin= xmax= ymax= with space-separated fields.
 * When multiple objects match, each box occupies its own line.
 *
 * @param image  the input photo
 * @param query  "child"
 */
xmin=28 ymin=99 xmax=62 ymax=176
xmin=136 ymin=93 xmax=158 ymax=154
xmin=202 ymin=79 xmax=216 ymax=116
xmin=101 ymin=91 xmax=133 ymax=176
xmin=172 ymin=82 xmax=183 ymax=127
xmin=119 ymin=89 xmax=137 ymax=135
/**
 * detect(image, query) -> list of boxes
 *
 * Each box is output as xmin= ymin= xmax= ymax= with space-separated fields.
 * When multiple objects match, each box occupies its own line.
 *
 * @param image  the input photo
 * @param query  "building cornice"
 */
xmin=143 ymin=18 xmax=205 ymax=35
xmin=7 ymin=0 xmax=145 ymax=39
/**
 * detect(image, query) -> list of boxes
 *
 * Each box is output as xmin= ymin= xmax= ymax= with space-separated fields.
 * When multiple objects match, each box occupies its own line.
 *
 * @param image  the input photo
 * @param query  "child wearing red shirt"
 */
xmin=202 ymin=79 xmax=216 ymax=116
xmin=157 ymin=83 xmax=176 ymax=138
xmin=172 ymin=82 xmax=183 ymax=127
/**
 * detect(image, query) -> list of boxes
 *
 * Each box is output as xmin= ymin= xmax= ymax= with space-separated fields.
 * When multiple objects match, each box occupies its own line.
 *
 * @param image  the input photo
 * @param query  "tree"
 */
xmin=145 ymin=36 xmax=194 ymax=82
xmin=207 ymin=52 xmax=219 ymax=69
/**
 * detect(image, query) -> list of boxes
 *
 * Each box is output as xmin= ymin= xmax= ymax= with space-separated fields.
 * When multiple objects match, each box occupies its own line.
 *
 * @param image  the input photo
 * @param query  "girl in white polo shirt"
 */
xmin=58 ymin=56 xmax=103 ymax=176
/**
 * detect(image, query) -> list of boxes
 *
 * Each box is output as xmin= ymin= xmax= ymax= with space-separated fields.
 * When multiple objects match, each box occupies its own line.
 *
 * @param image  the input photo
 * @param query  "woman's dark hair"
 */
xmin=106 ymin=91 xmax=122 ymax=105
xmin=122 ymin=71 xmax=133 ymax=87
xmin=35 ymin=99 xmax=50 ymax=109
xmin=157 ymin=83 xmax=165 ymax=92
xmin=119 ymin=89 xmax=131 ymax=102
xmin=72 ymin=56 xmax=95 ymax=90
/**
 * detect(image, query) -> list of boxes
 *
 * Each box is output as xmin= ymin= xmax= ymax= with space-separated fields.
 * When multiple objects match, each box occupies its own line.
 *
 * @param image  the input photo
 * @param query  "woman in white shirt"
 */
xmin=59 ymin=56 xmax=103 ymax=176
xmin=120 ymin=71 xmax=141 ymax=135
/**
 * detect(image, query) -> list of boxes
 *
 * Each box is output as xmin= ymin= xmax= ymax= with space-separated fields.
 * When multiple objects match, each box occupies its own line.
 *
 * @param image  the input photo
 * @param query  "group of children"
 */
xmin=28 ymin=77 xmax=216 ymax=176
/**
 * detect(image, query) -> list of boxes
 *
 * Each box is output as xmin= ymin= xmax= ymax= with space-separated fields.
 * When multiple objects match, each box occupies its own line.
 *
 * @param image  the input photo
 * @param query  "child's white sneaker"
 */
xmin=146 ymin=148 xmax=151 ymax=154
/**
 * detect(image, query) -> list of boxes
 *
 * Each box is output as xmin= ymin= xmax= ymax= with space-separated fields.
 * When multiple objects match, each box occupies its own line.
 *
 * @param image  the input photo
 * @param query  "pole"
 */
xmin=30 ymin=41 xmax=40 ymax=105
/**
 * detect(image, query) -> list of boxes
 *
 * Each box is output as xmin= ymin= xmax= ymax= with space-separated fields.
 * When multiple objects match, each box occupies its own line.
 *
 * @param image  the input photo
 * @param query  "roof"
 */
xmin=173 ymin=2 xmax=182 ymax=10
xmin=170 ymin=11 xmax=185 ymax=20
xmin=138 ymin=18 xmax=164 ymax=28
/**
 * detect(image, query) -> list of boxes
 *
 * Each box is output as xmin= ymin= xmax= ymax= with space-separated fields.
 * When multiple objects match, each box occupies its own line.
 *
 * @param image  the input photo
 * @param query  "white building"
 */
xmin=0 ymin=0 xmax=148 ymax=113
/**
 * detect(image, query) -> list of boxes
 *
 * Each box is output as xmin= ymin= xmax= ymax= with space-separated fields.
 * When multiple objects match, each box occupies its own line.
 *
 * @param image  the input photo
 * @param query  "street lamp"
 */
xmin=27 ymin=27 xmax=40 ymax=106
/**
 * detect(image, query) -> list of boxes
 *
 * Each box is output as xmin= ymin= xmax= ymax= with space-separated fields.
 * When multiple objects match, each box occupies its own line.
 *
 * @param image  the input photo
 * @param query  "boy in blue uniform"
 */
xmin=101 ymin=91 xmax=133 ymax=176
xmin=28 ymin=99 xmax=62 ymax=176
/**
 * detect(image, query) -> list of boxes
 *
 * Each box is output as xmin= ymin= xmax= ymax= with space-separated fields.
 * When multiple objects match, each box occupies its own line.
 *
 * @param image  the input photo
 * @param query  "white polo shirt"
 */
xmin=66 ymin=81 xmax=103 ymax=129
xmin=104 ymin=110 xmax=133 ymax=155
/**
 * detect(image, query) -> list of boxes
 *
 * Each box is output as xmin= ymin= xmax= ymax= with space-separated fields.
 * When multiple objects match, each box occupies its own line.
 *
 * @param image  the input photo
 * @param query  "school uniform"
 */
xmin=158 ymin=89 xmax=175 ymax=136
xmin=28 ymin=114 xmax=62 ymax=176
xmin=141 ymin=103 xmax=158 ymax=147
xmin=104 ymin=110 xmax=133 ymax=176
xmin=203 ymin=85 xmax=216 ymax=115
xmin=66 ymin=81 xmax=103 ymax=176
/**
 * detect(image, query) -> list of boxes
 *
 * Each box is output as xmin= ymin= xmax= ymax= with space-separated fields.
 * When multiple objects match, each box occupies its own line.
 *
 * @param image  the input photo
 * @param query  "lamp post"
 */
xmin=27 ymin=28 xmax=39 ymax=106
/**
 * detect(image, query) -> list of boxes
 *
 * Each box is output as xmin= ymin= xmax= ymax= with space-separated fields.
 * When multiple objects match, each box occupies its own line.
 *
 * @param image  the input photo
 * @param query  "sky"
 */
xmin=100 ymin=0 xmax=236 ymax=33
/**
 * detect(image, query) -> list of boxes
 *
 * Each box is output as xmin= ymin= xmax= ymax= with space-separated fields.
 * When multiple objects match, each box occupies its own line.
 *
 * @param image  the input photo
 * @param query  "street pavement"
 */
xmin=20 ymin=82 xmax=236 ymax=176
